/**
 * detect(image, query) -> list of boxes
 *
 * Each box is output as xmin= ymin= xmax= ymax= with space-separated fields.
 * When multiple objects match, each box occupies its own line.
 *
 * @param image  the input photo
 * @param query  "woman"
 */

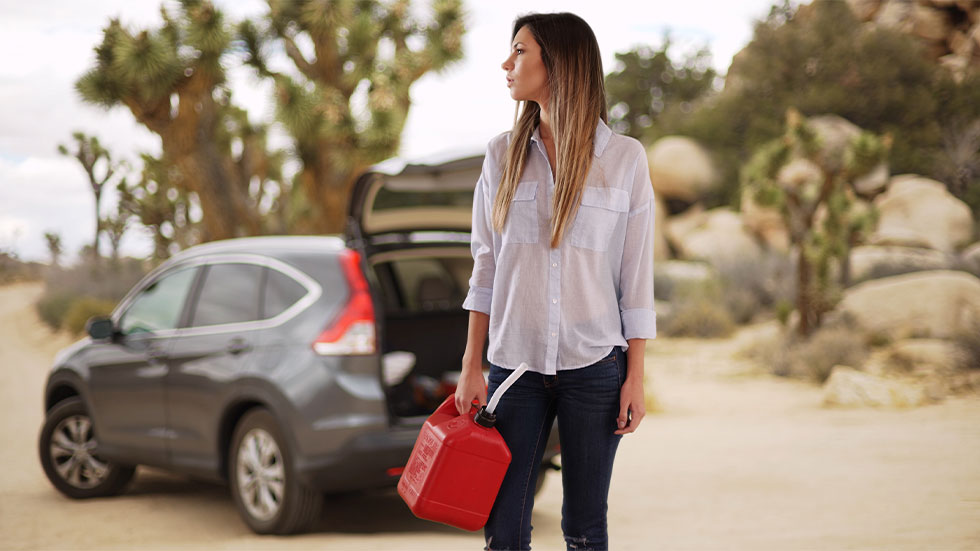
xmin=455 ymin=12 xmax=656 ymax=551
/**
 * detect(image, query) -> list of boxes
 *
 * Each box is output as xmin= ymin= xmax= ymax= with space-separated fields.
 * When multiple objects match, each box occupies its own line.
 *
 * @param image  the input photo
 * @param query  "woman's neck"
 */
xmin=536 ymin=101 xmax=557 ymax=175
xmin=538 ymin=101 xmax=553 ymax=143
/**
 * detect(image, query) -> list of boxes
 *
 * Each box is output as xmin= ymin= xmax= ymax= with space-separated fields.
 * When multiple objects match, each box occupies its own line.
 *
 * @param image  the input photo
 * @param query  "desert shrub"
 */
xmin=36 ymin=290 xmax=77 ymax=331
xmin=713 ymin=249 xmax=796 ymax=324
xmin=720 ymin=286 xmax=760 ymax=325
xmin=741 ymin=322 xmax=870 ymax=383
xmin=63 ymin=297 xmax=118 ymax=335
xmin=36 ymin=257 xmax=148 ymax=332
xmin=0 ymin=251 xmax=43 ymax=284
xmin=663 ymin=300 xmax=735 ymax=338
xmin=662 ymin=279 xmax=736 ymax=337
xmin=774 ymin=299 xmax=794 ymax=326
xmin=785 ymin=326 xmax=870 ymax=383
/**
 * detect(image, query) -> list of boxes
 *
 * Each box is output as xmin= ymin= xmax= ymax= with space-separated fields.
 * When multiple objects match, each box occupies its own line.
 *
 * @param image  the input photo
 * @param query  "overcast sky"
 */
xmin=0 ymin=0 xmax=779 ymax=262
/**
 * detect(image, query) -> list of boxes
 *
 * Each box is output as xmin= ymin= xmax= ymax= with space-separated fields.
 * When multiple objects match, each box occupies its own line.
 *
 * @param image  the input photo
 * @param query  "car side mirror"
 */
xmin=86 ymin=317 xmax=116 ymax=340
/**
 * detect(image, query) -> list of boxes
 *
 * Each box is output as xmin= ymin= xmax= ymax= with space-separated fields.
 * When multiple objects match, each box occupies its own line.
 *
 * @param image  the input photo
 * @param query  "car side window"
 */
xmin=118 ymin=267 xmax=198 ymax=335
xmin=262 ymin=268 xmax=307 ymax=319
xmin=189 ymin=263 xmax=263 ymax=327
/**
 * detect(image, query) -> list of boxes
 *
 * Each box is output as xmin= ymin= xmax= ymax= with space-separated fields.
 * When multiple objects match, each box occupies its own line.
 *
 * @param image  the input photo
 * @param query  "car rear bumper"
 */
xmin=296 ymin=420 xmax=561 ymax=494
xmin=295 ymin=424 xmax=421 ymax=493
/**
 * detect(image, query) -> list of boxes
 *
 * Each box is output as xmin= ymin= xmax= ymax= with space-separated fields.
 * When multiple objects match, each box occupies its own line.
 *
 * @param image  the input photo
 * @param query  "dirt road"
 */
xmin=1 ymin=281 xmax=978 ymax=550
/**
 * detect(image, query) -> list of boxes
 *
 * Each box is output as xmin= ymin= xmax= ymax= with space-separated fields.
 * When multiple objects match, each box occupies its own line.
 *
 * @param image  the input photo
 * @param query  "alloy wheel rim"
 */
xmin=49 ymin=414 xmax=109 ymax=489
xmin=236 ymin=428 xmax=286 ymax=522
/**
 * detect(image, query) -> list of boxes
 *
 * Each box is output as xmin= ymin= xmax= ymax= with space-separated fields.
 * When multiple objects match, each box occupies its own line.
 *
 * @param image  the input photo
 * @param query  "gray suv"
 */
xmin=38 ymin=153 xmax=560 ymax=534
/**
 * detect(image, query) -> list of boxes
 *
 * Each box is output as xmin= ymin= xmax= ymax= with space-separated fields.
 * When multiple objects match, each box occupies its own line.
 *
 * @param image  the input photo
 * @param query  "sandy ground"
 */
xmin=1 ymin=281 xmax=978 ymax=550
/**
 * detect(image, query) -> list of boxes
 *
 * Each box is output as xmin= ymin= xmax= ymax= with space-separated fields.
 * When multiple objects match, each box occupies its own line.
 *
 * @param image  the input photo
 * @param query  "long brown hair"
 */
xmin=492 ymin=12 xmax=607 ymax=248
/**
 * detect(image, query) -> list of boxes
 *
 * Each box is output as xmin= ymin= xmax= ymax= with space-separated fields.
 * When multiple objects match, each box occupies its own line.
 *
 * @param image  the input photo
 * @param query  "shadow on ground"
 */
xmin=125 ymin=467 xmax=462 ymax=535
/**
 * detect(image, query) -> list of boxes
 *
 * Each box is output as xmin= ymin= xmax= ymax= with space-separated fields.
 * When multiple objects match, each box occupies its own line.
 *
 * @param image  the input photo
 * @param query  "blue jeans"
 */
xmin=483 ymin=347 xmax=626 ymax=551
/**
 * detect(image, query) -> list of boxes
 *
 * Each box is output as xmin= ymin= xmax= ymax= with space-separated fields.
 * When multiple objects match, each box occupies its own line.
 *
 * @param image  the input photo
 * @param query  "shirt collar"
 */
xmin=530 ymin=118 xmax=612 ymax=158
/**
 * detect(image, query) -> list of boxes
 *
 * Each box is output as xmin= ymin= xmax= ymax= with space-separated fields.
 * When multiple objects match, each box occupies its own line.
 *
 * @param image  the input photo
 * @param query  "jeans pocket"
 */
xmin=569 ymin=187 xmax=629 ymax=252
xmin=502 ymin=180 xmax=538 ymax=244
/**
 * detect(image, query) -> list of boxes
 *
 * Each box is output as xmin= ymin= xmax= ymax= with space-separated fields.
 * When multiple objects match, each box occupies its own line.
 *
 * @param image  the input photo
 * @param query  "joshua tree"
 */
xmin=43 ymin=232 xmax=63 ymax=268
xmin=741 ymin=109 xmax=890 ymax=337
xmin=101 ymin=211 xmax=130 ymax=264
xmin=58 ymin=132 xmax=124 ymax=264
xmin=76 ymin=1 xmax=268 ymax=241
xmin=239 ymin=0 xmax=466 ymax=233
xmin=116 ymin=155 xmax=195 ymax=261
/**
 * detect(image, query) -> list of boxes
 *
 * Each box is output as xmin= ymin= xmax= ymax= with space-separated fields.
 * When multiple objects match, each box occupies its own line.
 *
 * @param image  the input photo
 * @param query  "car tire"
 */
xmin=228 ymin=408 xmax=323 ymax=534
xmin=38 ymin=397 xmax=136 ymax=499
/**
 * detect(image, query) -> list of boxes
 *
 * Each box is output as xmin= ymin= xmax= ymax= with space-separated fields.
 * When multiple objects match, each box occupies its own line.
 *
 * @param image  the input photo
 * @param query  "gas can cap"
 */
xmin=473 ymin=406 xmax=496 ymax=428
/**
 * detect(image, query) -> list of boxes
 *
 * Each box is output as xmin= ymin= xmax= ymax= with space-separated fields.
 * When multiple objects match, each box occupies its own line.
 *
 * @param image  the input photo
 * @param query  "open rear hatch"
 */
xmin=347 ymin=151 xmax=485 ymax=421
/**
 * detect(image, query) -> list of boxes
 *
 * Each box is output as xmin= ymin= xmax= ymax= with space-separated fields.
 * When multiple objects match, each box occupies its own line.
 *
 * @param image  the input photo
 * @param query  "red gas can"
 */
xmin=398 ymin=363 xmax=529 ymax=531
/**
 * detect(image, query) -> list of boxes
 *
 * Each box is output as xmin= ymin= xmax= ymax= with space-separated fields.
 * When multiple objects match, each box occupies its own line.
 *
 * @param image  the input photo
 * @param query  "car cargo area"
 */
xmin=369 ymin=247 xmax=477 ymax=420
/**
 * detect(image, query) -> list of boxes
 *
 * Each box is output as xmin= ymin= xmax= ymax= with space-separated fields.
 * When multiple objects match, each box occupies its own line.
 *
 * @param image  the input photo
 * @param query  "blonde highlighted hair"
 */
xmin=492 ymin=12 xmax=607 ymax=248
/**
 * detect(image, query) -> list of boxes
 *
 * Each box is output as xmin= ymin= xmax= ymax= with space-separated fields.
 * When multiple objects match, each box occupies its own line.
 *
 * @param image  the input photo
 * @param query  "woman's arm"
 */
xmin=456 ymin=311 xmax=490 ymax=414
xmin=457 ymin=144 xmax=499 ymax=415
xmin=616 ymin=143 xmax=657 ymax=434
xmin=615 ymin=338 xmax=646 ymax=434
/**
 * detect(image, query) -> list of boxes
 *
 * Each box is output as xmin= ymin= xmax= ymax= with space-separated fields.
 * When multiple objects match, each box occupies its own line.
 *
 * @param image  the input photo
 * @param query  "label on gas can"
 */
xmin=404 ymin=429 xmax=439 ymax=489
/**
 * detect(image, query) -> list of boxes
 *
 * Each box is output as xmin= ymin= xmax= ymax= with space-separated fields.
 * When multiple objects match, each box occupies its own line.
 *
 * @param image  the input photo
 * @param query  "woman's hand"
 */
xmin=615 ymin=376 xmax=645 ymax=434
xmin=616 ymin=339 xmax=647 ymax=435
xmin=455 ymin=351 xmax=487 ymax=415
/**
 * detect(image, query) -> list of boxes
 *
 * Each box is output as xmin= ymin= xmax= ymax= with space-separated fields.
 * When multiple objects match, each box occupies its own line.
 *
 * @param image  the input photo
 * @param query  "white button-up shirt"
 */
xmin=462 ymin=119 xmax=657 ymax=375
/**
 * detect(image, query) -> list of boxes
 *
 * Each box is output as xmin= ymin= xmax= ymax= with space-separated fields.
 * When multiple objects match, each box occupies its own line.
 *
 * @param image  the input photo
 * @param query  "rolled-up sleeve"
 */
xmin=462 ymin=147 xmax=497 ymax=315
xmin=619 ymin=146 xmax=657 ymax=340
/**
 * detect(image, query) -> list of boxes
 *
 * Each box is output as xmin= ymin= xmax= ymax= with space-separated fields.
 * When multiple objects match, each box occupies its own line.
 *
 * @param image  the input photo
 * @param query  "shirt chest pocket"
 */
xmin=503 ymin=180 xmax=539 ymax=244
xmin=570 ymin=186 xmax=630 ymax=252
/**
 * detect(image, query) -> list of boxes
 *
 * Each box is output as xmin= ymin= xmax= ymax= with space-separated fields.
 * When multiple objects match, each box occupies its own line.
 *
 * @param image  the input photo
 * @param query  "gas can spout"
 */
xmin=485 ymin=362 xmax=530 ymax=415
xmin=474 ymin=362 xmax=529 ymax=428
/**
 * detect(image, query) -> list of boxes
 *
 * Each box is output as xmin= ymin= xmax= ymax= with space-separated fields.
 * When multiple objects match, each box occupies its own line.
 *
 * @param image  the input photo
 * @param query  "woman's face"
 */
xmin=501 ymin=25 xmax=548 ymax=106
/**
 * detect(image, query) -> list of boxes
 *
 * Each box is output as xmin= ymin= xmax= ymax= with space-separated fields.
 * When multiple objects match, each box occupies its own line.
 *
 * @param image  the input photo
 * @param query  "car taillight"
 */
xmin=313 ymin=249 xmax=376 ymax=355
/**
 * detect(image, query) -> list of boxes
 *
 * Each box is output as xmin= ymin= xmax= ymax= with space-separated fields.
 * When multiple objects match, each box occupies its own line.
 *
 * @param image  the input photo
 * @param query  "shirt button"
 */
xmin=551 ymin=332 xmax=557 ymax=337
xmin=552 ymin=263 xmax=557 ymax=267
xmin=552 ymin=299 xmax=558 ymax=304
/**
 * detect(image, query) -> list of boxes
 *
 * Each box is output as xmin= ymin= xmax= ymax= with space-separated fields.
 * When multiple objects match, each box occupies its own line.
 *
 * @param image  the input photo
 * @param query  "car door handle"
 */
xmin=147 ymin=346 xmax=169 ymax=361
xmin=227 ymin=338 xmax=251 ymax=355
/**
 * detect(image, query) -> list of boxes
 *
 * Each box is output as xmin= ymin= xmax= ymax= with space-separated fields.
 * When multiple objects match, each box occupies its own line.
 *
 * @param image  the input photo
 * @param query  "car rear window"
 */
xmin=189 ymin=263 xmax=263 ymax=327
xmin=262 ymin=267 xmax=307 ymax=319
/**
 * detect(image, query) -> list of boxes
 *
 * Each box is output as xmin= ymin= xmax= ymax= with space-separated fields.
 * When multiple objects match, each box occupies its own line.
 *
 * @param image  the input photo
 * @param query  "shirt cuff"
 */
xmin=621 ymin=308 xmax=657 ymax=340
xmin=463 ymin=286 xmax=493 ymax=315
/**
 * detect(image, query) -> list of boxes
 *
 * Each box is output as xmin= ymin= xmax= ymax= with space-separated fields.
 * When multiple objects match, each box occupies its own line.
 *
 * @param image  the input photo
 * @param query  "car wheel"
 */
xmin=38 ymin=397 xmax=135 ymax=499
xmin=229 ymin=408 xmax=323 ymax=534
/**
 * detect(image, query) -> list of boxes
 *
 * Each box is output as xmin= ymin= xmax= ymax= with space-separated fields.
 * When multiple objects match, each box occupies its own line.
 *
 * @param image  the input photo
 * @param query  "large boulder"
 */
xmin=912 ymin=3 xmax=952 ymax=42
xmin=654 ymin=259 xmax=716 ymax=300
xmin=961 ymin=241 xmax=980 ymax=275
xmin=871 ymin=174 xmax=974 ymax=253
xmin=849 ymin=245 xmax=953 ymax=283
xmin=740 ymin=190 xmax=790 ymax=253
xmin=653 ymin=193 xmax=670 ymax=261
xmin=666 ymin=207 xmax=764 ymax=271
xmin=874 ymin=0 xmax=914 ymax=33
xmin=646 ymin=137 xmax=718 ymax=203
xmin=807 ymin=115 xmax=864 ymax=174
xmin=836 ymin=269 xmax=980 ymax=340
xmin=846 ymin=0 xmax=882 ymax=20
